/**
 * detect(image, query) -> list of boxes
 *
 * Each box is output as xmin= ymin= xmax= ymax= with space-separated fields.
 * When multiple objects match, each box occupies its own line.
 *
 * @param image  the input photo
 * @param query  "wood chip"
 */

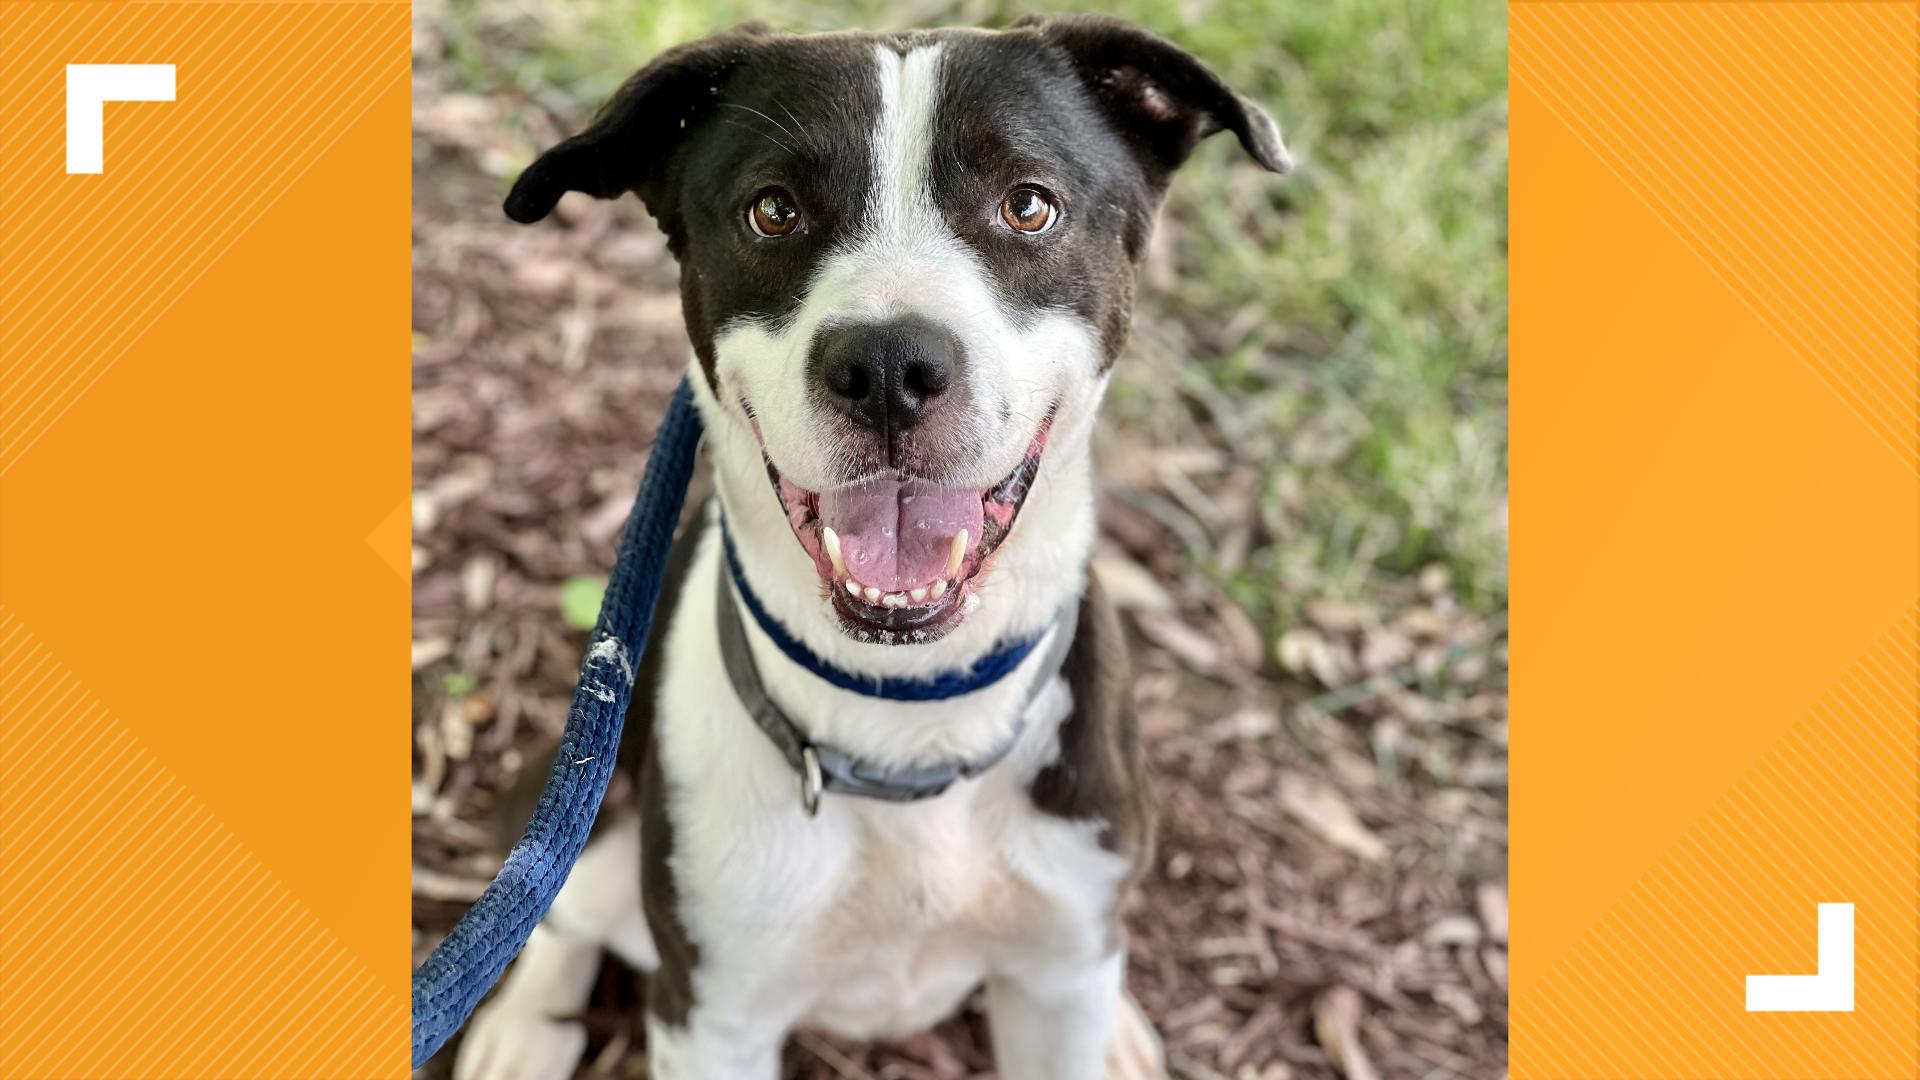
xmin=1477 ymin=882 xmax=1510 ymax=944
xmin=1421 ymin=914 xmax=1483 ymax=948
xmin=1092 ymin=547 xmax=1176 ymax=614
xmin=1137 ymin=612 xmax=1223 ymax=675
xmin=1312 ymin=985 xmax=1381 ymax=1080
xmin=1278 ymin=772 xmax=1387 ymax=862
xmin=411 ymin=863 xmax=490 ymax=902
xmin=411 ymin=637 xmax=452 ymax=670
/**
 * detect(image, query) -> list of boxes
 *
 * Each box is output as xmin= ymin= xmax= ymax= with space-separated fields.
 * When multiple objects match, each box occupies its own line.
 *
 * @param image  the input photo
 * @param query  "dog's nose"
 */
xmin=809 ymin=316 xmax=960 ymax=436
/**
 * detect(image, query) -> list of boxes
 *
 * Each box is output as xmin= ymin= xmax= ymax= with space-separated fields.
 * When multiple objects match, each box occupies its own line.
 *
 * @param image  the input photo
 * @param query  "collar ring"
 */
xmin=799 ymin=745 xmax=823 ymax=818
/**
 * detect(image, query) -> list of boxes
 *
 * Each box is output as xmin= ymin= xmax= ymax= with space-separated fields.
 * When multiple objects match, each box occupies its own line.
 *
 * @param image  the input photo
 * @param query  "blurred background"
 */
xmin=410 ymin=0 xmax=1508 ymax=1076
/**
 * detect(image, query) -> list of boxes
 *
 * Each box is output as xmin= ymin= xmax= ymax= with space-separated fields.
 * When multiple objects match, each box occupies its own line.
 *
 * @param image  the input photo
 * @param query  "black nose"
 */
xmin=808 ymin=316 xmax=961 ymax=437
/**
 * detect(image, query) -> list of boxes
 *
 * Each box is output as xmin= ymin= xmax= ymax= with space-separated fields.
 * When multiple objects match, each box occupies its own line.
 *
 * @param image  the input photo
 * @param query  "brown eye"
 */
xmin=748 ymin=188 xmax=801 ymax=237
xmin=1000 ymin=186 xmax=1057 ymax=234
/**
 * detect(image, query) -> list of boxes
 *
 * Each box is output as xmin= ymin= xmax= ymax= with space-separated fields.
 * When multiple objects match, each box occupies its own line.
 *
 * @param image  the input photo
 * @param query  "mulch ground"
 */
xmin=411 ymin=57 xmax=1509 ymax=1080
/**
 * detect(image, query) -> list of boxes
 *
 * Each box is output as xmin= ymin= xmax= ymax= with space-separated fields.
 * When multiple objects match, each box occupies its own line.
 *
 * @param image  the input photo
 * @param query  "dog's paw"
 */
xmin=1105 ymin=993 xmax=1167 ymax=1080
xmin=454 ymin=1002 xmax=587 ymax=1080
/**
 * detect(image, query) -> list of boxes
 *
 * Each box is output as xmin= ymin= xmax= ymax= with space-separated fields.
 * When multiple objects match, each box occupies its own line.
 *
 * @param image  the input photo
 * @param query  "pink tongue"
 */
xmin=820 ymin=477 xmax=984 ymax=592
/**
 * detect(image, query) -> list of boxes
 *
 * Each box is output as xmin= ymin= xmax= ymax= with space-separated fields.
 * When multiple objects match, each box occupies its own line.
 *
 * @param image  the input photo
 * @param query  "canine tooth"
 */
xmin=930 ymin=579 xmax=946 ymax=600
xmin=864 ymin=586 xmax=882 ymax=603
xmin=909 ymin=587 xmax=927 ymax=603
xmin=844 ymin=579 xmax=862 ymax=598
xmin=822 ymin=527 xmax=846 ymax=577
xmin=947 ymin=530 xmax=968 ymax=578
xmin=881 ymin=592 xmax=907 ymax=609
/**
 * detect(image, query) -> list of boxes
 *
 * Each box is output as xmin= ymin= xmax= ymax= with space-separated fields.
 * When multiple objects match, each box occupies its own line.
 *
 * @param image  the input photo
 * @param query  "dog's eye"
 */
xmin=999 ymin=186 xmax=1058 ymax=234
xmin=747 ymin=188 xmax=801 ymax=238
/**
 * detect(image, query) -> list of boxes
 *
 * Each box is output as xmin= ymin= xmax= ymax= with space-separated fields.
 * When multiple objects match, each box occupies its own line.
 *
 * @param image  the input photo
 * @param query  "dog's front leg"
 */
xmin=643 ymin=1005 xmax=785 ymax=1080
xmin=988 ymin=950 xmax=1138 ymax=1080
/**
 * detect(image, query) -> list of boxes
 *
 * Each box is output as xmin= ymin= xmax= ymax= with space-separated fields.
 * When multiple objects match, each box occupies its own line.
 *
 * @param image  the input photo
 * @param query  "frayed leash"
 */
xmin=410 ymin=376 xmax=702 ymax=1066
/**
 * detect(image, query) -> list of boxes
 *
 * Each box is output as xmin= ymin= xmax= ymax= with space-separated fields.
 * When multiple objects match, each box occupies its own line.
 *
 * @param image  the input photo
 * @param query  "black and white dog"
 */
xmin=456 ymin=16 xmax=1287 ymax=1079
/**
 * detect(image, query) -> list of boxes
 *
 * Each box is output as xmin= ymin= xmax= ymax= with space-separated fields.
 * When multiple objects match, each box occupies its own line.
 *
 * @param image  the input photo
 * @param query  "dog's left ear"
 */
xmin=1023 ymin=14 xmax=1290 ymax=184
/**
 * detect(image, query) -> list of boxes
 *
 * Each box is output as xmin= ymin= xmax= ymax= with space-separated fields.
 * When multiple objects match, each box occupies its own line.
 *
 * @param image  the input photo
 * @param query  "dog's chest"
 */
xmin=798 ymin=795 xmax=1075 ymax=1037
xmin=817 ymin=798 xmax=1047 ymax=947
xmin=655 ymin=533 xmax=1128 ymax=1035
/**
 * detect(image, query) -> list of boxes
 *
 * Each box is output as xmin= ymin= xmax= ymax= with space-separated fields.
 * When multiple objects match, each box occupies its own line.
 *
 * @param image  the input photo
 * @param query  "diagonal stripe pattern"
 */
xmin=0 ymin=3 xmax=409 ymax=1075
xmin=1511 ymin=609 xmax=1919 ymax=1078
xmin=0 ymin=2 xmax=411 ymax=476
xmin=1511 ymin=2 xmax=1919 ymax=475
xmin=1511 ymin=3 xmax=1919 ymax=1076
xmin=0 ymin=606 xmax=406 ymax=1077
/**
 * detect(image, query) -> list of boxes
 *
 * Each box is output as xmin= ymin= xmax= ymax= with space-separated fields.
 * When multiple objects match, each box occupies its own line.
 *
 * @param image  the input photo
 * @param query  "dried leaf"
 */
xmin=1279 ymin=772 xmax=1387 ymax=862
xmin=1433 ymin=981 xmax=1484 ymax=1024
xmin=411 ymin=637 xmax=452 ymax=670
xmin=1312 ymin=985 xmax=1381 ymax=1080
xmin=461 ymin=552 xmax=497 ymax=613
xmin=1305 ymin=599 xmax=1371 ymax=634
xmin=1138 ymin=612 xmax=1222 ymax=674
xmin=1421 ymin=914 xmax=1482 ymax=948
xmin=1276 ymin=627 xmax=1352 ymax=686
xmin=411 ymin=863 xmax=489 ymax=902
xmin=1477 ymin=882 xmax=1510 ymax=944
xmin=1092 ymin=548 xmax=1176 ymax=614
xmin=1359 ymin=627 xmax=1413 ymax=674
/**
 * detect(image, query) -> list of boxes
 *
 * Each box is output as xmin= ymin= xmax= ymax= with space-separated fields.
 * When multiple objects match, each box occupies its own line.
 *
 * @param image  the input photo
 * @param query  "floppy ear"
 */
xmin=1025 ymin=14 xmax=1290 ymax=182
xmin=504 ymin=23 xmax=775 ymax=225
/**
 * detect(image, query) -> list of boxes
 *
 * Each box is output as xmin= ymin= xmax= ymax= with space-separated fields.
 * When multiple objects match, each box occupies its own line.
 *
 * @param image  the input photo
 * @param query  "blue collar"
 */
xmin=720 ymin=526 xmax=1051 ymax=701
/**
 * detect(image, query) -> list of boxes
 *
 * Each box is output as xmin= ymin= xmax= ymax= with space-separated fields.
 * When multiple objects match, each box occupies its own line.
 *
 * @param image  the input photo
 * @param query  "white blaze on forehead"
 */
xmin=866 ymin=43 xmax=948 ymax=262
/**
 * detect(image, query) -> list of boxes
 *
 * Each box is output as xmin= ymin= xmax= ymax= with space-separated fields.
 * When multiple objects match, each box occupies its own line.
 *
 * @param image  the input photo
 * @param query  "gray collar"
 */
xmin=715 ymin=566 xmax=1078 ymax=817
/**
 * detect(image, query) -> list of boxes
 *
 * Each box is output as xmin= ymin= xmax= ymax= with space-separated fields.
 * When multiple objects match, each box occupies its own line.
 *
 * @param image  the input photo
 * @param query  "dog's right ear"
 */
xmin=504 ymin=23 xmax=775 ymax=225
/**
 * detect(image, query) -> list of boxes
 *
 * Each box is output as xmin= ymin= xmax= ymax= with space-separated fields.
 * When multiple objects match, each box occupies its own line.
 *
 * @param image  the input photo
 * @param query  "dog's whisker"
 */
xmin=718 ymin=102 xmax=805 ymax=151
xmin=774 ymin=99 xmax=811 ymax=141
xmin=718 ymin=118 xmax=797 ymax=158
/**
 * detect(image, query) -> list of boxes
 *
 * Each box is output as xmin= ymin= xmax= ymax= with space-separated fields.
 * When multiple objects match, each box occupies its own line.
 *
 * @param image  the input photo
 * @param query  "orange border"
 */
xmin=1512 ymin=3 xmax=1918 ymax=1077
xmin=0 ymin=3 xmax=410 ymax=1075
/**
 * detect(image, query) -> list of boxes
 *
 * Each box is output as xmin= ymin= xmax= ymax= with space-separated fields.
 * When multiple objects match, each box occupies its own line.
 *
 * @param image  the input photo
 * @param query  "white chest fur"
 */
xmin=653 ymin=525 xmax=1129 ymax=1040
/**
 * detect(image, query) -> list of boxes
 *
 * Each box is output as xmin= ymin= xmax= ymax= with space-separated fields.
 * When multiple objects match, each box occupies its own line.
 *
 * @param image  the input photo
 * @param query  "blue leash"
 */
xmin=410 ymin=377 xmax=702 ymax=1066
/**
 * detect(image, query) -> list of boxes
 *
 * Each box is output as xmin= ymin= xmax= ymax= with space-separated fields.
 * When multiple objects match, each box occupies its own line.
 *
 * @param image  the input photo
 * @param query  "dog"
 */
xmin=453 ymin=16 xmax=1287 ymax=1079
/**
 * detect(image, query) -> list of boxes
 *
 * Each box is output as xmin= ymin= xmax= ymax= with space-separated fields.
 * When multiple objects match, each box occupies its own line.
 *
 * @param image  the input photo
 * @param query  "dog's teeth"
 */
xmin=822 ymin=527 xmax=846 ymax=577
xmin=947 ymin=530 xmax=968 ymax=578
xmin=909 ymin=587 xmax=927 ymax=603
xmin=930 ymin=579 xmax=946 ymax=600
xmin=881 ymin=592 xmax=907 ymax=609
xmin=844 ymin=578 xmax=862 ymax=598
xmin=864 ymin=586 xmax=882 ymax=603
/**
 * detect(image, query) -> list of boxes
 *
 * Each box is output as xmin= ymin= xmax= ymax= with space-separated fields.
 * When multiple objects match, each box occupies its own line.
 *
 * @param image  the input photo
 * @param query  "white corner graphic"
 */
xmin=67 ymin=64 xmax=175 ymax=174
xmin=1745 ymin=902 xmax=1854 ymax=1013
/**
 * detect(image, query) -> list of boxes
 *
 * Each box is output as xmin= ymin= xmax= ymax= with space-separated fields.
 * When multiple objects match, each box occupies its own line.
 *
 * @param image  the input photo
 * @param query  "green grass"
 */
xmin=438 ymin=0 xmax=1508 ymax=622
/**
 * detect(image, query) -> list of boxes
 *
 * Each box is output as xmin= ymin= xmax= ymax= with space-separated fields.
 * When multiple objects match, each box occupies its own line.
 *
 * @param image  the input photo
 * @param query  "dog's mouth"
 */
xmin=751 ymin=409 xmax=1055 ymax=644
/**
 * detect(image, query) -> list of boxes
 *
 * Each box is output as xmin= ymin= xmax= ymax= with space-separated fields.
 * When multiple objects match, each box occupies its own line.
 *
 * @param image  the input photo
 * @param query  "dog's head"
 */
xmin=509 ymin=18 xmax=1286 ymax=644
